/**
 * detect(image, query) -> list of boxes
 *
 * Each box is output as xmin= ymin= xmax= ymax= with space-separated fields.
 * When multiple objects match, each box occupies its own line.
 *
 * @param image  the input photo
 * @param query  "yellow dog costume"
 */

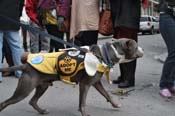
xmin=27 ymin=49 xmax=111 ymax=85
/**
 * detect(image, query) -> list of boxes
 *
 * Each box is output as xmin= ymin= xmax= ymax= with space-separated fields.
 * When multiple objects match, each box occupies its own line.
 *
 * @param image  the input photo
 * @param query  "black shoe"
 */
xmin=112 ymin=76 xmax=123 ymax=84
xmin=118 ymin=81 xmax=135 ymax=88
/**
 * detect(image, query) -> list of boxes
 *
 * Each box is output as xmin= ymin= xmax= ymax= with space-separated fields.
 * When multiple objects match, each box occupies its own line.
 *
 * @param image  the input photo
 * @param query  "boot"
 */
xmin=113 ymin=60 xmax=126 ymax=84
xmin=118 ymin=60 xmax=136 ymax=88
xmin=118 ymin=81 xmax=135 ymax=88
xmin=112 ymin=76 xmax=123 ymax=84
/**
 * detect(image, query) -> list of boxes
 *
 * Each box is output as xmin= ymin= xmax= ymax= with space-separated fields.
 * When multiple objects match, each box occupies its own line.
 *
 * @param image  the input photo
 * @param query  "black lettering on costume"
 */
xmin=65 ymin=68 xmax=71 ymax=71
xmin=60 ymin=63 xmax=76 ymax=68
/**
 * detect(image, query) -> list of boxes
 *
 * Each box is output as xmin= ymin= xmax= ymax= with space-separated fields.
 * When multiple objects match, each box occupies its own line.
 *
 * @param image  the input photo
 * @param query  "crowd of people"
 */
xmin=0 ymin=0 xmax=175 ymax=98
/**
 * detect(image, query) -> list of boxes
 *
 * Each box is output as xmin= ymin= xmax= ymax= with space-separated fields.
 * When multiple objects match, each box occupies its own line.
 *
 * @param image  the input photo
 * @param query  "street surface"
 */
xmin=0 ymin=33 xmax=175 ymax=116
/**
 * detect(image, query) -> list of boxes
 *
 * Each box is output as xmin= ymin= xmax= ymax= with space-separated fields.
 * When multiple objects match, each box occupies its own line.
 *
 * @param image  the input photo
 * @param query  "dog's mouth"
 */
xmin=136 ymin=47 xmax=144 ymax=58
xmin=124 ymin=46 xmax=144 ymax=60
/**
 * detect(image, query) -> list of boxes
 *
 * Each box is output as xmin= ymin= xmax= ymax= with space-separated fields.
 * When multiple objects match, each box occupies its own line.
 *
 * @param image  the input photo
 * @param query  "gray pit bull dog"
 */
xmin=0 ymin=38 xmax=143 ymax=116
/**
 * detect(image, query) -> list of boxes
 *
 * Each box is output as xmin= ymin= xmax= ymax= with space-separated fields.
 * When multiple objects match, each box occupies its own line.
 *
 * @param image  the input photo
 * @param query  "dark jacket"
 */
xmin=0 ymin=0 xmax=24 ymax=31
xmin=110 ymin=0 xmax=141 ymax=30
xmin=159 ymin=0 xmax=175 ymax=13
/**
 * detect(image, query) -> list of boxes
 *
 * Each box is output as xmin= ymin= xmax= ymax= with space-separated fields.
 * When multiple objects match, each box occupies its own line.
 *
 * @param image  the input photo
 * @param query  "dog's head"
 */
xmin=85 ymin=38 xmax=143 ymax=80
xmin=109 ymin=38 xmax=144 ymax=63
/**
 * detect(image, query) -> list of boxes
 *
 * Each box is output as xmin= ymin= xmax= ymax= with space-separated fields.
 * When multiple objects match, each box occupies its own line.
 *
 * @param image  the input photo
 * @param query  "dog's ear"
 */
xmin=125 ymin=39 xmax=136 ymax=49
xmin=124 ymin=39 xmax=138 ymax=59
xmin=21 ymin=52 xmax=29 ymax=64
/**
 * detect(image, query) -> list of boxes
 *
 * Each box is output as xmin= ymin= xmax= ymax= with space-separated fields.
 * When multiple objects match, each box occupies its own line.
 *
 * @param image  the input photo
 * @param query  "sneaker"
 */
xmin=159 ymin=89 xmax=172 ymax=98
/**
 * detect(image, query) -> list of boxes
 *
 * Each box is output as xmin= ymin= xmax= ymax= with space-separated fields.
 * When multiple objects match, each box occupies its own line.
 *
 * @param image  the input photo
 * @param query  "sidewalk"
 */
xmin=1 ymin=35 xmax=175 ymax=116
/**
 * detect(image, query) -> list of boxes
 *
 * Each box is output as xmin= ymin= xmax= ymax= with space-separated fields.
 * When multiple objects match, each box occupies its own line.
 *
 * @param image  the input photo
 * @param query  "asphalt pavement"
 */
xmin=0 ymin=33 xmax=175 ymax=116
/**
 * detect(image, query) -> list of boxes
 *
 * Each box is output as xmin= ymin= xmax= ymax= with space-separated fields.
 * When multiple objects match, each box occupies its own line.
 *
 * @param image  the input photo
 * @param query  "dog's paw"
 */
xmin=39 ymin=109 xmax=49 ymax=115
xmin=112 ymin=103 xmax=122 ymax=108
xmin=109 ymin=99 xmax=121 ymax=108
xmin=0 ymin=103 xmax=6 ymax=112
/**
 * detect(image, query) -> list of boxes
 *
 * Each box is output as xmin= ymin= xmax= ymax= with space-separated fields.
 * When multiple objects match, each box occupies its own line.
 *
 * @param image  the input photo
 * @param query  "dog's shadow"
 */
xmin=24 ymin=108 xmax=79 ymax=116
xmin=87 ymin=105 xmax=122 ymax=115
xmin=23 ymin=106 xmax=121 ymax=116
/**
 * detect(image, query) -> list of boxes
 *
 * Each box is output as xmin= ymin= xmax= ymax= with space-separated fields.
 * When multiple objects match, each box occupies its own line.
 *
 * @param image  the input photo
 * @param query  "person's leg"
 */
xmin=159 ymin=14 xmax=175 ymax=91
xmin=45 ymin=25 xmax=64 ymax=52
xmin=80 ymin=31 xmax=98 ymax=46
xmin=39 ymin=30 xmax=50 ymax=52
xmin=5 ymin=31 xmax=23 ymax=78
xmin=74 ymin=32 xmax=84 ymax=46
xmin=65 ymin=32 xmax=71 ymax=48
xmin=29 ymin=21 xmax=40 ymax=53
xmin=113 ymin=27 xmax=138 ymax=88
xmin=2 ymin=39 xmax=14 ymax=77
xmin=118 ymin=60 xmax=136 ymax=88
xmin=29 ymin=29 xmax=40 ymax=53
xmin=74 ymin=31 xmax=98 ymax=46
xmin=2 ymin=38 xmax=5 ymax=64
xmin=0 ymin=32 xmax=4 ymax=82
xmin=22 ymin=27 xmax=28 ymax=52
xmin=3 ymin=39 xmax=14 ymax=66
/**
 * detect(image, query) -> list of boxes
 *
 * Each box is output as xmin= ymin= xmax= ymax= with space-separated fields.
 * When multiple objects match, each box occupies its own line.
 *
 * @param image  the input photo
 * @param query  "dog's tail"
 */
xmin=0 ymin=65 xmax=25 ymax=72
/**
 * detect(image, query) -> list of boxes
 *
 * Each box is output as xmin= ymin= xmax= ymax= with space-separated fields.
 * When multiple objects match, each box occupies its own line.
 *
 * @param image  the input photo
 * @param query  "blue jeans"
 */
xmin=0 ymin=31 xmax=23 ymax=81
xmin=159 ymin=14 xmax=175 ymax=89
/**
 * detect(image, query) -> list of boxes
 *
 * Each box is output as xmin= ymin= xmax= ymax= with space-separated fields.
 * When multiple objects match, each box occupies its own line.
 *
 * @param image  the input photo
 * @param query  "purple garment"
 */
xmin=38 ymin=0 xmax=56 ymax=10
xmin=57 ymin=0 xmax=71 ymax=18
xmin=38 ymin=0 xmax=71 ymax=18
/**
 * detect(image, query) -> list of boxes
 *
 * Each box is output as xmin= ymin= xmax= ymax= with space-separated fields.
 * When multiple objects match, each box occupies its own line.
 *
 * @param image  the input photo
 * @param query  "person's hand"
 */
xmin=57 ymin=16 xmax=64 ymax=29
xmin=142 ymin=0 xmax=149 ymax=9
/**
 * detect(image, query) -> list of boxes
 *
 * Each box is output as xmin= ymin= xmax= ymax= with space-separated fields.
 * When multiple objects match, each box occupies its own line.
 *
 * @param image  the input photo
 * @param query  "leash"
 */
xmin=0 ymin=14 xmax=106 ymax=61
xmin=0 ymin=14 xmax=85 ymax=52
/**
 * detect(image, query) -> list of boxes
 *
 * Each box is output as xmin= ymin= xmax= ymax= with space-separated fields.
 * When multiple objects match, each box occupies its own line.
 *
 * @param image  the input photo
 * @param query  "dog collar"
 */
xmin=101 ymin=44 xmax=114 ymax=68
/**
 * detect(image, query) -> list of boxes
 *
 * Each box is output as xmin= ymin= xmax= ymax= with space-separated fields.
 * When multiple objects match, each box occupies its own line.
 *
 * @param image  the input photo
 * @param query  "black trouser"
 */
xmin=119 ymin=60 xmax=137 ymax=85
xmin=2 ymin=39 xmax=13 ymax=66
xmin=45 ymin=25 xmax=64 ymax=52
xmin=21 ymin=27 xmax=28 ymax=51
xmin=113 ymin=27 xmax=138 ymax=85
xmin=74 ymin=30 xmax=98 ymax=46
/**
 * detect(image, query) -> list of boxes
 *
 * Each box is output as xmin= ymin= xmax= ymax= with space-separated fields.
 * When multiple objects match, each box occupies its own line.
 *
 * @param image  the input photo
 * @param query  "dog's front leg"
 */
xmin=93 ymin=81 xmax=121 ymax=108
xmin=29 ymin=85 xmax=49 ymax=114
xmin=79 ymin=82 xmax=90 ymax=116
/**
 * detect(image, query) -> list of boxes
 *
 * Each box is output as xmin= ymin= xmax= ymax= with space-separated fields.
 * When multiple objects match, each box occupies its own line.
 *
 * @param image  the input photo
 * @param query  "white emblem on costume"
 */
xmin=68 ymin=51 xmax=80 ymax=56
